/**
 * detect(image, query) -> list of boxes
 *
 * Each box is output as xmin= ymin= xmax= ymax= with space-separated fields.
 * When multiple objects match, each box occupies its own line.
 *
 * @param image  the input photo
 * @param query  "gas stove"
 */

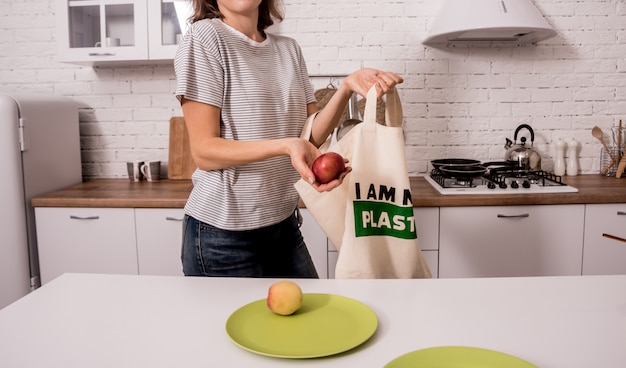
xmin=425 ymin=167 xmax=579 ymax=195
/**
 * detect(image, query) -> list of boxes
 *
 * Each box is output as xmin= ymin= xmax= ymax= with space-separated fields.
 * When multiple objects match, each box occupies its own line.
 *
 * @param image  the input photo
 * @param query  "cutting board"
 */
xmin=168 ymin=117 xmax=196 ymax=180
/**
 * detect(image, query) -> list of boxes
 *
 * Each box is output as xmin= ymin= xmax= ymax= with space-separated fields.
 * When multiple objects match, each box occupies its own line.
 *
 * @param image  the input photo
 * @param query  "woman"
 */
xmin=174 ymin=0 xmax=403 ymax=278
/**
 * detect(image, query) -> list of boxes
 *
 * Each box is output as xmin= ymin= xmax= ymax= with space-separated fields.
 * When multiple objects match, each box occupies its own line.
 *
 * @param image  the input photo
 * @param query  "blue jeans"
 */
xmin=181 ymin=212 xmax=319 ymax=278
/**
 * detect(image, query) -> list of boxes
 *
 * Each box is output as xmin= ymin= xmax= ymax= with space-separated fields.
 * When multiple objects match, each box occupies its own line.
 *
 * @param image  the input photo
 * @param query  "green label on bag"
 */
xmin=353 ymin=201 xmax=417 ymax=239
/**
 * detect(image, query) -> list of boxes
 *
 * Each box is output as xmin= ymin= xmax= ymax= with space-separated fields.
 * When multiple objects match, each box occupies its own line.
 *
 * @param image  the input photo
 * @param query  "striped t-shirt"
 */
xmin=174 ymin=18 xmax=315 ymax=231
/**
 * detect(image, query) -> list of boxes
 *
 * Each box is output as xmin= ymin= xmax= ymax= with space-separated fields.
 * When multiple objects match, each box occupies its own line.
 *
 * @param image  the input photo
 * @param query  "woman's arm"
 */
xmin=182 ymin=97 xmax=335 ymax=188
xmin=181 ymin=98 xmax=316 ymax=171
xmin=180 ymin=68 xmax=402 ymax=191
xmin=308 ymin=68 xmax=404 ymax=147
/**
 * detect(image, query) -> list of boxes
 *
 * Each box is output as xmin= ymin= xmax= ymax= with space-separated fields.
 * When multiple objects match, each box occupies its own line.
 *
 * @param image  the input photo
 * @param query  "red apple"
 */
xmin=311 ymin=152 xmax=346 ymax=184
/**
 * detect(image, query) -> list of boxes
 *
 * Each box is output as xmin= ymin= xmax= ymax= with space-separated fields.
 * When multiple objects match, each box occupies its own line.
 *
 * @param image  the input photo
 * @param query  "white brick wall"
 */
xmin=1 ymin=0 xmax=625 ymax=179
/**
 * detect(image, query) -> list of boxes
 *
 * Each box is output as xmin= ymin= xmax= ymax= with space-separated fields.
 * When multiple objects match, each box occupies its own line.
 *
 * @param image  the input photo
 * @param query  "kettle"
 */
xmin=504 ymin=124 xmax=542 ymax=170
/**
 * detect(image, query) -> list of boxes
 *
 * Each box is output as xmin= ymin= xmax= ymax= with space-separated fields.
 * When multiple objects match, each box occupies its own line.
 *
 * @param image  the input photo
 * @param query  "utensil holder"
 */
xmin=611 ymin=127 xmax=626 ymax=151
xmin=600 ymin=147 xmax=620 ymax=176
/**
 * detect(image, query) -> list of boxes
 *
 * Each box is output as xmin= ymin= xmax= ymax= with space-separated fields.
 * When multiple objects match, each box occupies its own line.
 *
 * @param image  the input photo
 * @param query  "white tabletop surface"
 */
xmin=0 ymin=273 xmax=624 ymax=367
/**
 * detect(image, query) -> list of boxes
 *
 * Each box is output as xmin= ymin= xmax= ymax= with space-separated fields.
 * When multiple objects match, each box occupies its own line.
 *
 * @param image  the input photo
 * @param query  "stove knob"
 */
xmin=487 ymin=181 xmax=496 ymax=189
xmin=510 ymin=181 xmax=519 ymax=189
xmin=499 ymin=182 xmax=508 ymax=189
xmin=522 ymin=180 xmax=531 ymax=188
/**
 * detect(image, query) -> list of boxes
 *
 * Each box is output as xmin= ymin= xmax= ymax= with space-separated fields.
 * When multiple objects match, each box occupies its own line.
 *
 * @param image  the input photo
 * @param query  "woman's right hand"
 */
xmin=287 ymin=138 xmax=351 ymax=192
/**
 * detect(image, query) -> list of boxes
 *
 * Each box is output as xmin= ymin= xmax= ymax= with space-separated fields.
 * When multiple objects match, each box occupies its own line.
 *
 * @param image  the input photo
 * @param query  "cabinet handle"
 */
xmin=165 ymin=216 xmax=184 ymax=222
xmin=88 ymin=52 xmax=115 ymax=56
xmin=602 ymin=233 xmax=626 ymax=244
xmin=497 ymin=213 xmax=530 ymax=218
xmin=617 ymin=211 xmax=626 ymax=216
xmin=69 ymin=215 xmax=100 ymax=220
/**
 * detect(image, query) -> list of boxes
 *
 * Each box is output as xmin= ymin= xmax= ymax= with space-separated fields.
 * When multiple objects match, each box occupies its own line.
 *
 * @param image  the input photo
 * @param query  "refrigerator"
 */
xmin=0 ymin=94 xmax=82 ymax=309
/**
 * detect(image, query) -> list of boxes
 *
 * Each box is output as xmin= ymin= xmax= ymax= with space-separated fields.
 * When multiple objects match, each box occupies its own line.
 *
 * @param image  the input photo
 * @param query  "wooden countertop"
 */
xmin=32 ymin=179 xmax=194 ymax=208
xmin=411 ymin=174 xmax=626 ymax=206
xmin=31 ymin=175 xmax=626 ymax=208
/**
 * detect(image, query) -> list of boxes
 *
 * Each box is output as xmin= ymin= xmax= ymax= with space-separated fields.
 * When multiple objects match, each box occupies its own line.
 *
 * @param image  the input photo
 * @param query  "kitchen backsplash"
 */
xmin=1 ymin=0 xmax=625 ymax=179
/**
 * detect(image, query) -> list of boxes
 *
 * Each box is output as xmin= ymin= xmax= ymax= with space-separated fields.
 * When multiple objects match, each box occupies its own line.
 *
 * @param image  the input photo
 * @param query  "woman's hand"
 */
xmin=310 ymin=157 xmax=352 ymax=192
xmin=305 ymin=68 xmax=403 ymax=151
xmin=287 ymin=138 xmax=351 ymax=192
xmin=341 ymin=68 xmax=404 ymax=98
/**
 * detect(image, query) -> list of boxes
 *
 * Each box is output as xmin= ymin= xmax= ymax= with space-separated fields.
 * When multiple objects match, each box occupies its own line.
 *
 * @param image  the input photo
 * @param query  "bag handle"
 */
xmin=363 ymin=85 xmax=403 ymax=128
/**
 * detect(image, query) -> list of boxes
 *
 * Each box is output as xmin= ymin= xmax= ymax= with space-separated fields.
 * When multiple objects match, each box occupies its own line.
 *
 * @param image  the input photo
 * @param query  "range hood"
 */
xmin=423 ymin=0 xmax=556 ymax=45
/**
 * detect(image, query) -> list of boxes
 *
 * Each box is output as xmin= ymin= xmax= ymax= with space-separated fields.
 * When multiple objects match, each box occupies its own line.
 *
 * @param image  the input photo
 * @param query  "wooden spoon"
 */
xmin=618 ymin=120 xmax=623 ymax=165
xmin=592 ymin=126 xmax=617 ymax=172
xmin=616 ymin=155 xmax=626 ymax=178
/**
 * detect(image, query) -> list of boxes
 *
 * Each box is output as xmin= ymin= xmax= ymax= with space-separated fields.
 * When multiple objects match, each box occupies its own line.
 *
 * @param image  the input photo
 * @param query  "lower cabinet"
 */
xmin=35 ymin=203 xmax=624 ymax=283
xmin=35 ymin=207 xmax=139 ymax=284
xmin=135 ymin=208 xmax=185 ymax=276
xmin=36 ymin=207 xmax=186 ymax=285
xmin=582 ymin=204 xmax=626 ymax=275
xmin=439 ymin=204 xmax=585 ymax=278
xmin=298 ymin=209 xmax=329 ymax=279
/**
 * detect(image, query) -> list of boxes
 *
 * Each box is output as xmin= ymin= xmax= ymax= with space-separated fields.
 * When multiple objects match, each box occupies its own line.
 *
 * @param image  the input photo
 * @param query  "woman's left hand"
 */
xmin=342 ymin=68 xmax=404 ymax=98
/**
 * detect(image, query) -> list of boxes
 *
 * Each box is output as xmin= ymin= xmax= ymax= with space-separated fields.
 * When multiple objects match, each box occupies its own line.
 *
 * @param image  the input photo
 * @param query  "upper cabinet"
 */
xmin=147 ymin=0 xmax=192 ymax=60
xmin=56 ymin=0 xmax=192 ymax=65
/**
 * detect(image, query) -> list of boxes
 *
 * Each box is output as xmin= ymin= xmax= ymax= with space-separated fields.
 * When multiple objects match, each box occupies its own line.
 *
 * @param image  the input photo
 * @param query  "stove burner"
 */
xmin=430 ymin=166 xmax=571 ymax=191
xmin=455 ymin=179 xmax=473 ymax=187
xmin=428 ymin=163 xmax=576 ymax=194
xmin=430 ymin=168 xmax=477 ymax=188
xmin=483 ymin=167 xmax=567 ymax=188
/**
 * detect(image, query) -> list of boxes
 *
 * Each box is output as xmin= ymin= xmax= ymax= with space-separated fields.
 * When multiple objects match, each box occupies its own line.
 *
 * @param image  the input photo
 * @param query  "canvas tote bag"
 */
xmin=295 ymin=86 xmax=431 ymax=279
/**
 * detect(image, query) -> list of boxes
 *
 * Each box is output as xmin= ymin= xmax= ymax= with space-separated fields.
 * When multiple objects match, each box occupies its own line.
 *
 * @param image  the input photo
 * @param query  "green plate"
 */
xmin=385 ymin=346 xmax=537 ymax=367
xmin=225 ymin=293 xmax=377 ymax=359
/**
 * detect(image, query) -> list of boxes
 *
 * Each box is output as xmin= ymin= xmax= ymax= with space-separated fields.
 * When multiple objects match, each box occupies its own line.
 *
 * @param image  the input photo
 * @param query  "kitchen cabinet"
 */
xmin=327 ymin=208 xmax=440 ymax=278
xmin=56 ymin=0 xmax=192 ymax=65
xmin=439 ymin=205 xmax=585 ymax=278
xmin=38 ymin=202 xmax=621 ymax=282
xmin=147 ymin=0 xmax=193 ymax=60
xmin=299 ymin=209 xmax=329 ymax=279
xmin=36 ymin=207 xmax=188 ymax=284
xmin=135 ymin=208 xmax=184 ymax=276
xmin=582 ymin=204 xmax=626 ymax=275
xmin=35 ymin=207 xmax=139 ymax=284
xmin=56 ymin=0 xmax=149 ymax=64
xmin=35 ymin=206 xmax=326 ymax=282
xmin=30 ymin=176 xmax=626 ymax=282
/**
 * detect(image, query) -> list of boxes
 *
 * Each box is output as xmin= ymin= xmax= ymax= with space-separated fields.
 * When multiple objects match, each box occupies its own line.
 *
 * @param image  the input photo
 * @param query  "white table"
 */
xmin=0 ymin=273 xmax=624 ymax=367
